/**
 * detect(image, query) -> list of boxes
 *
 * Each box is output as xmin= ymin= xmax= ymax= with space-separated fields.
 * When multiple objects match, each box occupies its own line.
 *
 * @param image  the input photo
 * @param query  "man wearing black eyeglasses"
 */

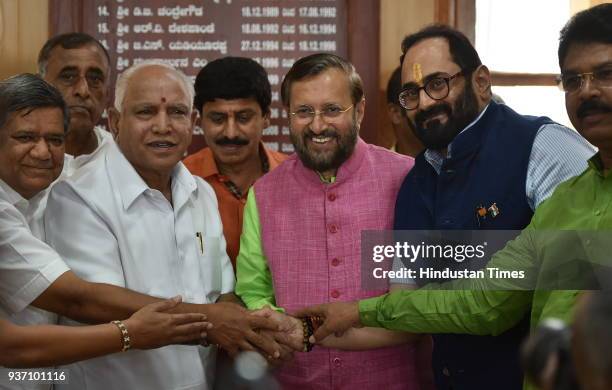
xmin=298 ymin=6 xmax=612 ymax=390
xmin=388 ymin=25 xmax=594 ymax=390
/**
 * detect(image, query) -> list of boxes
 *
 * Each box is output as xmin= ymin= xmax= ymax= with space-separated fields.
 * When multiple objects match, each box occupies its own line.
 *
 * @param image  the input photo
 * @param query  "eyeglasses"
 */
xmin=289 ymin=104 xmax=354 ymax=124
xmin=557 ymin=68 xmax=612 ymax=94
xmin=398 ymin=70 xmax=464 ymax=110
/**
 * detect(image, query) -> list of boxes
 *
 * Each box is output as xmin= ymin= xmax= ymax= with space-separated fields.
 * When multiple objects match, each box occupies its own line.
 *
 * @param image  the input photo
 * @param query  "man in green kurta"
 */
xmin=297 ymin=2 xmax=612 ymax=379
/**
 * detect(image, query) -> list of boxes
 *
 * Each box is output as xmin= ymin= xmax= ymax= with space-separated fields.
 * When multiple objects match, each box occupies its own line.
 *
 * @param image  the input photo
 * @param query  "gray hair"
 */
xmin=0 ymin=74 xmax=69 ymax=133
xmin=280 ymin=53 xmax=364 ymax=107
xmin=38 ymin=33 xmax=110 ymax=78
xmin=114 ymin=61 xmax=194 ymax=111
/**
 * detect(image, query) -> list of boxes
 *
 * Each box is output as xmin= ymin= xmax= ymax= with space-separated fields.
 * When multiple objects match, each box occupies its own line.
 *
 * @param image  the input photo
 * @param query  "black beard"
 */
xmin=290 ymin=120 xmax=359 ymax=173
xmin=411 ymin=82 xmax=480 ymax=150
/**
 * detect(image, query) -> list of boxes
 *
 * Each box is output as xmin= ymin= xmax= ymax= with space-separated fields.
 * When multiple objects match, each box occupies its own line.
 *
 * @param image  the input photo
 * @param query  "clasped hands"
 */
xmin=249 ymin=302 xmax=362 ymax=363
xmin=202 ymin=301 xmax=361 ymax=365
xmin=249 ymin=306 xmax=307 ymax=363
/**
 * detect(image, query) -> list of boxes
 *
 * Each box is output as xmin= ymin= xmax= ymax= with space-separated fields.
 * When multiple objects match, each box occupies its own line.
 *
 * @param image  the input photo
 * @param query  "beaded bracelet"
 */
xmin=310 ymin=316 xmax=324 ymax=332
xmin=111 ymin=320 xmax=132 ymax=352
xmin=301 ymin=318 xmax=314 ymax=352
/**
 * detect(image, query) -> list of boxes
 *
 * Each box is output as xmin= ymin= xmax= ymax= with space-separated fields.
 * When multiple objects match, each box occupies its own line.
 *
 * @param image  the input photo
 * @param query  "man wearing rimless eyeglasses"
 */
xmin=234 ymin=53 xmax=437 ymax=389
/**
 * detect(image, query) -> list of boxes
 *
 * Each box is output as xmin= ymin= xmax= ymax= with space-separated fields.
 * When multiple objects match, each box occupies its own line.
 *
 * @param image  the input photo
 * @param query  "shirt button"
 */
xmin=595 ymin=210 xmax=601 ymax=216
xmin=331 ymin=258 xmax=340 ymax=267
xmin=327 ymin=193 xmax=337 ymax=201
xmin=331 ymin=290 xmax=340 ymax=299
xmin=443 ymin=367 xmax=451 ymax=377
xmin=329 ymin=224 xmax=338 ymax=233
xmin=332 ymin=357 xmax=341 ymax=367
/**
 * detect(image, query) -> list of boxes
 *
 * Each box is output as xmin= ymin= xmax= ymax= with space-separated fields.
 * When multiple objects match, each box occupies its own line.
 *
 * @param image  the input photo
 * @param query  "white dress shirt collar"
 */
xmin=0 ymin=178 xmax=47 ymax=220
xmin=0 ymin=179 xmax=23 ymax=207
xmin=106 ymin=141 xmax=197 ymax=211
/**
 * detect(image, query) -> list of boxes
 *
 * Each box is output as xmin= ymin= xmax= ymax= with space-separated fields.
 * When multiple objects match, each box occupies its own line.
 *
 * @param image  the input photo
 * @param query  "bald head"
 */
xmin=114 ymin=62 xmax=194 ymax=112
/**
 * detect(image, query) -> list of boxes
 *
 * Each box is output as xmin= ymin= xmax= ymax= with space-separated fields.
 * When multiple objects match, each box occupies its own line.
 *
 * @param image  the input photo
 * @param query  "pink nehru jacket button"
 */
xmin=331 ymin=258 xmax=340 ymax=266
xmin=329 ymin=224 xmax=338 ymax=233
xmin=327 ymin=193 xmax=337 ymax=201
xmin=331 ymin=290 xmax=340 ymax=299
xmin=332 ymin=357 xmax=341 ymax=367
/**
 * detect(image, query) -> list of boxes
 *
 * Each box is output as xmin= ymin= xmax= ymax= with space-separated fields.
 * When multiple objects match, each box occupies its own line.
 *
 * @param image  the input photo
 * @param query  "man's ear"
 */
xmin=107 ymin=107 xmax=121 ymax=140
xmin=263 ymin=112 xmax=271 ymax=129
xmin=191 ymin=107 xmax=200 ymax=128
xmin=387 ymin=103 xmax=404 ymax=126
xmin=355 ymin=98 xmax=366 ymax=127
xmin=472 ymin=65 xmax=492 ymax=100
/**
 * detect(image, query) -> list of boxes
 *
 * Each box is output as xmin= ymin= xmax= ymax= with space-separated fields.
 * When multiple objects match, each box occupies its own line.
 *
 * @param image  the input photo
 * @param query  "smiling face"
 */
xmin=42 ymin=43 xmax=109 ymax=135
xmin=288 ymin=68 xmax=364 ymax=175
xmin=200 ymin=97 xmax=268 ymax=167
xmin=563 ymin=42 xmax=612 ymax=152
xmin=401 ymin=37 xmax=481 ymax=150
xmin=109 ymin=65 xmax=196 ymax=182
xmin=0 ymin=107 xmax=65 ymax=199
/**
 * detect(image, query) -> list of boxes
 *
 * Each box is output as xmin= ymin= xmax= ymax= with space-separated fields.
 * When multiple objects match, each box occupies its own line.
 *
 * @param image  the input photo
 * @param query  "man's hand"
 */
xmin=205 ymin=302 xmax=281 ymax=358
xmin=294 ymin=301 xmax=361 ymax=343
xmin=125 ymin=296 xmax=211 ymax=349
xmin=251 ymin=307 xmax=303 ymax=351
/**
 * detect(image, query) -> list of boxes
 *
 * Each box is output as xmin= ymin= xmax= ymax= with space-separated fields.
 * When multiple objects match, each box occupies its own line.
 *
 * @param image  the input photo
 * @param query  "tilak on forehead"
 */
xmin=413 ymin=63 xmax=423 ymax=85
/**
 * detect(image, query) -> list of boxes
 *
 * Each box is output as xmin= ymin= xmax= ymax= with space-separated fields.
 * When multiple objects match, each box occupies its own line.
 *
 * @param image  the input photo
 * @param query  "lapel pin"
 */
xmin=488 ymin=203 xmax=500 ymax=218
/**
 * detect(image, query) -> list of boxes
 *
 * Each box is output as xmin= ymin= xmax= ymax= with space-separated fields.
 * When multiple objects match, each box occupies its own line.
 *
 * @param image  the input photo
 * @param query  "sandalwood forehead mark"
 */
xmin=413 ymin=63 xmax=423 ymax=85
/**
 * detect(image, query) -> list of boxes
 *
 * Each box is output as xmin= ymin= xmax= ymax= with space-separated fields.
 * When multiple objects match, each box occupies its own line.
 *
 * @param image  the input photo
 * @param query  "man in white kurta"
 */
xmin=0 ymin=179 xmax=69 ymax=326
xmin=0 ymin=73 xmax=71 ymax=390
xmin=0 ymin=181 xmax=71 ymax=390
xmin=45 ymin=62 xmax=235 ymax=390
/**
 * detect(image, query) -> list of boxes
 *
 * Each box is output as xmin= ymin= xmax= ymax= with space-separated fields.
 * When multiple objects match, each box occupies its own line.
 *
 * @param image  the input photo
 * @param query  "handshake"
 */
xmin=248 ymin=306 xmax=323 ymax=362
xmin=199 ymin=302 xmax=327 ymax=364
xmin=206 ymin=301 xmax=362 ymax=365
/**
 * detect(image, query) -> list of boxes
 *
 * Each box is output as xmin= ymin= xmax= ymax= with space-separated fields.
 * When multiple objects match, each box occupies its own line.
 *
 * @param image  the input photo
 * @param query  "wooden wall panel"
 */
xmin=0 ymin=0 xmax=49 ymax=79
xmin=378 ymin=0 xmax=434 ymax=147
xmin=347 ymin=0 xmax=380 ymax=145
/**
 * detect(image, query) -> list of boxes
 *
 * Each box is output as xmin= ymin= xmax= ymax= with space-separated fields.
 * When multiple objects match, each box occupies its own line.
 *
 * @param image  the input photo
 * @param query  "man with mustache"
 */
xmin=297 ymin=5 xmax=612 ymax=390
xmin=38 ymin=33 xmax=113 ymax=176
xmin=184 ymin=57 xmax=286 ymax=267
xmin=44 ymin=62 xmax=282 ymax=390
xmin=385 ymin=25 xmax=593 ymax=390
xmin=235 ymin=53 xmax=433 ymax=389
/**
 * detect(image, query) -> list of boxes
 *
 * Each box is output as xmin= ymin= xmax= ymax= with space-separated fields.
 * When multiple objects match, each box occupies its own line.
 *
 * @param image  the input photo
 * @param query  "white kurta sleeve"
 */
xmin=0 ymin=205 xmax=69 ymax=315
